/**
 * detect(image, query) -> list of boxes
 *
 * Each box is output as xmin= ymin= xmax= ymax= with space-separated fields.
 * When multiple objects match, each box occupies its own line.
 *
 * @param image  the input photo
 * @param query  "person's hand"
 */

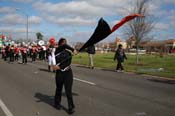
xmin=74 ymin=50 xmax=78 ymax=55
xmin=52 ymin=65 xmax=60 ymax=70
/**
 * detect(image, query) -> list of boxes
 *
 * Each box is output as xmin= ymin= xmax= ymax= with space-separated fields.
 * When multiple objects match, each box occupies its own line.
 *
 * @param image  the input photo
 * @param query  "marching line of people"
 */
xmin=1 ymin=43 xmax=127 ymax=72
xmin=1 ymin=44 xmax=52 ymax=64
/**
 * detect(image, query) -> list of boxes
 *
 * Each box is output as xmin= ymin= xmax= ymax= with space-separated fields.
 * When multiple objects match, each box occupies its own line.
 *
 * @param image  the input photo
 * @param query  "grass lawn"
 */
xmin=72 ymin=52 xmax=175 ymax=78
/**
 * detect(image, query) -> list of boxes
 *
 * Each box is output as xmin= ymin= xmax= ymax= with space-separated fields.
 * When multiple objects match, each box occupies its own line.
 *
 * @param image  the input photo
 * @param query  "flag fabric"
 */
xmin=111 ymin=14 xmax=144 ymax=32
xmin=79 ymin=14 xmax=144 ymax=51
xmin=79 ymin=18 xmax=111 ymax=52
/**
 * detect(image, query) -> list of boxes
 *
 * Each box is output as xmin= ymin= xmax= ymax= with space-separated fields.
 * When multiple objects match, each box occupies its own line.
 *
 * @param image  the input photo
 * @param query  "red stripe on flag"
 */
xmin=111 ymin=14 xmax=144 ymax=32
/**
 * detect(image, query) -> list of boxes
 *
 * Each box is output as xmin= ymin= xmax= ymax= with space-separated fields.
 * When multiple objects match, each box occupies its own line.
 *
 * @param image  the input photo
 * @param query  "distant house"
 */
xmin=164 ymin=39 xmax=175 ymax=53
xmin=126 ymin=36 xmax=175 ymax=53
xmin=165 ymin=39 xmax=175 ymax=48
xmin=95 ymin=37 xmax=127 ymax=52
xmin=114 ymin=37 xmax=127 ymax=50
xmin=140 ymin=39 xmax=175 ymax=53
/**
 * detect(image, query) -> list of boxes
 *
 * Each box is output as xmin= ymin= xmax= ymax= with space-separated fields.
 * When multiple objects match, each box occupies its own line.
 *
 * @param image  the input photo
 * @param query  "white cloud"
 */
xmin=154 ymin=9 xmax=175 ymax=29
xmin=0 ymin=14 xmax=25 ymax=25
xmin=33 ymin=1 xmax=110 ymax=18
xmin=164 ymin=0 xmax=175 ymax=4
xmin=32 ymin=0 xmax=168 ymax=28
xmin=155 ymin=23 xmax=169 ymax=30
xmin=0 ymin=14 xmax=42 ymax=25
xmin=0 ymin=7 xmax=15 ymax=13
xmin=110 ymin=20 xmax=120 ymax=27
xmin=0 ymin=27 xmax=11 ymax=33
xmin=45 ymin=16 xmax=95 ymax=26
xmin=75 ymin=0 xmax=129 ymax=8
xmin=0 ymin=26 xmax=40 ymax=40
xmin=69 ymin=31 xmax=92 ymax=42
xmin=32 ymin=0 xmax=133 ymax=27
xmin=168 ymin=10 xmax=175 ymax=20
xmin=154 ymin=0 xmax=175 ymax=5
xmin=13 ymin=0 xmax=34 ymax=3
xmin=28 ymin=16 xmax=42 ymax=24
xmin=0 ymin=26 xmax=35 ymax=33
xmin=168 ymin=15 xmax=175 ymax=28
xmin=1 ymin=0 xmax=174 ymax=41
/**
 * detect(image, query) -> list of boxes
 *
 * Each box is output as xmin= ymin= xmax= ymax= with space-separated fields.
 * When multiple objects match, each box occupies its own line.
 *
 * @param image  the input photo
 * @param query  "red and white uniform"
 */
xmin=21 ymin=47 xmax=27 ymax=54
xmin=32 ymin=47 xmax=37 ymax=54
xmin=1 ymin=47 xmax=6 ymax=56
xmin=15 ymin=47 xmax=20 ymax=54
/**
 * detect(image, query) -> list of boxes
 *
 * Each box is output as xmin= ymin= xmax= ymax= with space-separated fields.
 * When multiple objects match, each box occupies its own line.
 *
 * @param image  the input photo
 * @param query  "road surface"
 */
xmin=0 ymin=59 xmax=175 ymax=116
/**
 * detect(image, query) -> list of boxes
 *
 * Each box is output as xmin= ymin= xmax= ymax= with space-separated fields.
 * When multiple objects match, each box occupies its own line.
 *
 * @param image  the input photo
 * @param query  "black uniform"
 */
xmin=54 ymin=44 xmax=75 ymax=113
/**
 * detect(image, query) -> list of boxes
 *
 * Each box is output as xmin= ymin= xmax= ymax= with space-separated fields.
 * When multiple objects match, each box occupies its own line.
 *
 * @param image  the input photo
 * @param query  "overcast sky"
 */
xmin=0 ymin=0 xmax=175 ymax=42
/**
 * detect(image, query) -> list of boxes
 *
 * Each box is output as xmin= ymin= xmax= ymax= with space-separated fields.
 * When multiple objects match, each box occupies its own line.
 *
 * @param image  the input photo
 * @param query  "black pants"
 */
xmin=55 ymin=69 xmax=74 ymax=109
xmin=10 ymin=53 xmax=14 ymax=62
xmin=32 ymin=53 xmax=36 ymax=62
xmin=42 ymin=51 xmax=46 ymax=60
xmin=15 ymin=54 xmax=19 ymax=61
xmin=116 ymin=61 xmax=124 ymax=70
xmin=2 ymin=53 xmax=6 ymax=61
xmin=22 ymin=54 xmax=27 ymax=64
xmin=39 ymin=52 xmax=42 ymax=60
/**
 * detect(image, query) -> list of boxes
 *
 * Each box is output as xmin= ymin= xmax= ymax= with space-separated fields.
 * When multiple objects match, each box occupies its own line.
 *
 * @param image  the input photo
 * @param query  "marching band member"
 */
xmin=31 ymin=45 xmax=38 ymax=62
xmin=42 ymin=45 xmax=47 ymax=61
xmin=5 ymin=44 xmax=10 ymax=61
xmin=47 ymin=37 xmax=56 ymax=72
xmin=1 ymin=45 xmax=6 ymax=61
xmin=47 ymin=45 xmax=56 ymax=72
xmin=14 ymin=45 xmax=20 ymax=61
xmin=9 ymin=45 xmax=15 ymax=63
xmin=21 ymin=46 xmax=28 ymax=64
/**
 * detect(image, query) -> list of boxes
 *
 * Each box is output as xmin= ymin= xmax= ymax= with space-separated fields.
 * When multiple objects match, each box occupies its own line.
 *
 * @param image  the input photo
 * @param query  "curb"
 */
xmin=72 ymin=64 xmax=175 ymax=81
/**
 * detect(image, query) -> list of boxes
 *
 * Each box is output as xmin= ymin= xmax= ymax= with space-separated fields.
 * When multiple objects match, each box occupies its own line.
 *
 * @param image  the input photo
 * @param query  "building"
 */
xmin=126 ymin=36 xmax=136 ymax=49
xmin=165 ymin=39 xmax=175 ymax=53
xmin=141 ymin=39 xmax=175 ymax=53
xmin=114 ymin=37 xmax=127 ymax=50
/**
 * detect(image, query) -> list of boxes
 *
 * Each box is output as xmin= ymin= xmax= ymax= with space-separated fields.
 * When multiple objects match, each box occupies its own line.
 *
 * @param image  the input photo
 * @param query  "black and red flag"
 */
xmin=79 ymin=14 xmax=144 ymax=51
xmin=79 ymin=18 xmax=111 ymax=51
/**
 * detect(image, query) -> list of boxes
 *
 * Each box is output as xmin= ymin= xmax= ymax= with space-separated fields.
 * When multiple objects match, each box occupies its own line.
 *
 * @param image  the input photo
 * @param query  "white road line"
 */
xmin=74 ymin=78 xmax=96 ymax=86
xmin=0 ymin=99 xmax=13 ymax=116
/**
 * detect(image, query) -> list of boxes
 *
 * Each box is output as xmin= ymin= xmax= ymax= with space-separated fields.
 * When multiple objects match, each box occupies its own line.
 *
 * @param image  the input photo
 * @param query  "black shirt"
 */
xmin=87 ymin=45 xmax=95 ymax=54
xmin=55 ymin=44 xmax=74 ymax=70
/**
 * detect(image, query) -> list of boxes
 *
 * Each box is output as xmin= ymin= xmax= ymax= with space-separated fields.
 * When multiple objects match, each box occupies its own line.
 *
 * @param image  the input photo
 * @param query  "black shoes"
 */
xmin=48 ymin=66 xmax=51 ymax=72
xmin=89 ymin=66 xmax=94 ymax=69
xmin=54 ymin=103 xmax=75 ymax=114
xmin=54 ymin=104 xmax=62 ymax=110
xmin=68 ymin=106 xmax=75 ymax=115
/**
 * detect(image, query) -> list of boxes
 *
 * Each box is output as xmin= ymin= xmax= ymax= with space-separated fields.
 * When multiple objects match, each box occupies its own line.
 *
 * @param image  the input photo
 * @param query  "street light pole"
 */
xmin=26 ymin=14 xmax=28 ymax=41
xmin=16 ymin=8 xmax=29 ymax=41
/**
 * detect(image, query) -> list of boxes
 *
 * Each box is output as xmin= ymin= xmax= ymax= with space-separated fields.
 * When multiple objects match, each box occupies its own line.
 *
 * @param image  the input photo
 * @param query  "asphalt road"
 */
xmin=0 ymin=59 xmax=175 ymax=116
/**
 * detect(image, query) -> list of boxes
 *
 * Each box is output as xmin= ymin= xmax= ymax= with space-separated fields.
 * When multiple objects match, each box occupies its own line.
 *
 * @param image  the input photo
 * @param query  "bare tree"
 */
xmin=124 ymin=0 xmax=155 ymax=64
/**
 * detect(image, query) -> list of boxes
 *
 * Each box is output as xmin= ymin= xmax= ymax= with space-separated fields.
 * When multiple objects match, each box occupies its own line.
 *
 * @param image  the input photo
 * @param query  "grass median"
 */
xmin=72 ymin=52 xmax=175 ymax=78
